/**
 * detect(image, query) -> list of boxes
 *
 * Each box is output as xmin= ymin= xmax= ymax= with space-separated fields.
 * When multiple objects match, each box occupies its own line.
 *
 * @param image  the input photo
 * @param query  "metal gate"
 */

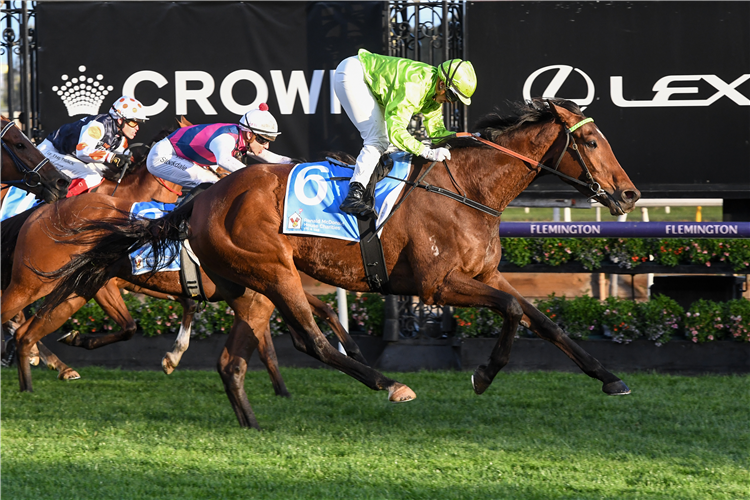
xmin=1 ymin=1 xmax=41 ymax=142
xmin=382 ymin=0 xmax=465 ymax=341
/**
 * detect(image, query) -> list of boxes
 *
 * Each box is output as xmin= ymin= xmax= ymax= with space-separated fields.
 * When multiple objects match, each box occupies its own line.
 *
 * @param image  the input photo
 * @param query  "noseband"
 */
xmin=1 ymin=120 xmax=51 ymax=189
xmin=470 ymin=114 xmax=607 ymax=200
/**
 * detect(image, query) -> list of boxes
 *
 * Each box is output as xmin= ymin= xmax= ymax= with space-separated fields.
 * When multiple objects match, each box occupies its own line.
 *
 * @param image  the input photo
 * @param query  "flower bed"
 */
xmin=56 ymin=290 xmax=750 ymax=347
xmin=501 ymin=237 xmax=750 ymax=272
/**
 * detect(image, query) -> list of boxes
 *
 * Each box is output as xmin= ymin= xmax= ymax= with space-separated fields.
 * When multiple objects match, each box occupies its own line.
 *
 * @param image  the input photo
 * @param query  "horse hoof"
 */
xmin=472 ymin=366 xmax=492 ymax=395
xmin=161 ymin=356 xmax=175 ymax=375
xmin=59 ymin=369 xmax=81 ymax=381
xmin=58 ymin=331 xmax=79 ymax=346
xmin=603 ymin=380 xmax=631 ymax=395
xmin=388 ymin=383 xmax=416 ymax=403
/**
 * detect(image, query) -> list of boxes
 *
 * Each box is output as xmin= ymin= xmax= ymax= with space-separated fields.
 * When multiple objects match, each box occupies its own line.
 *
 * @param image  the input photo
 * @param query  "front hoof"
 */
xmin=58 ymin=331 xmax=80 ymax=346
xmin=472 ymin=365 xmax=492 ymax=395
xmin=603 ymin=380 xmax=631 ymax=395
xmin=388 ymin=383 xmax=416 ymax=403
xmin=59 ymin=368 xmax=81 ymax=381
xmin=161 ymin=355 xmax=175 ymax=375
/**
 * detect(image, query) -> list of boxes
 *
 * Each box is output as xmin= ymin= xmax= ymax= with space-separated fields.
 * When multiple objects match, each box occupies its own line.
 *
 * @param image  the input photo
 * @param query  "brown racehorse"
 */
xmin=1 ymin=116 xmax=70 ymax=203
xmin=2 ymin=143 xmax=364 ymax=410
xmin=33 ymin=99 xmax=640 ymax=429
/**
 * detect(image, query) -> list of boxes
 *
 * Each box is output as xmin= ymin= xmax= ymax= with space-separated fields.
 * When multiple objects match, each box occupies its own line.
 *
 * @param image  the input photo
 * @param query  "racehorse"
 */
xmin=33 ymin=99 xmax=640 ymax=429
xmin=2 ymin=140 xmax=364 ymax=414
xmin=1 ymin=116 xmax=70 ymax=203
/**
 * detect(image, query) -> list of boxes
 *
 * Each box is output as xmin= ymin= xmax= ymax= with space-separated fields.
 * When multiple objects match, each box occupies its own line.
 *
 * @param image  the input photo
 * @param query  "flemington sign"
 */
xmin=498 ymin=222 xmax=750 ymax=239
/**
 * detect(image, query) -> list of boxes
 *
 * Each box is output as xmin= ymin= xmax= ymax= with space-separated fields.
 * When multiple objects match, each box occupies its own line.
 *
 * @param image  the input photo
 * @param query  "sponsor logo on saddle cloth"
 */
xmin=129 ymin=201 xmax=181 ymax=275
xmin=0 ymin=186 xmax=42 ymax=222
xmin=283 ymin=152 xmax=412 ymax=242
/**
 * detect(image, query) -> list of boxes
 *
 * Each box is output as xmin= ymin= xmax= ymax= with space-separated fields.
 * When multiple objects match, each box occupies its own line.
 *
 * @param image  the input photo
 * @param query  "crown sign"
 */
xmin=52 ymin=65 xmax=115 ymax=117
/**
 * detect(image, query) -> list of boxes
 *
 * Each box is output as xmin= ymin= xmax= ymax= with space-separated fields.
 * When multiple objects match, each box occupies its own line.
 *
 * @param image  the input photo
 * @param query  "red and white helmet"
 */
xmin=238 ymin=103 xmax=280 ymax=141
xmin=109 ymin=96 xmax=148 ymax=121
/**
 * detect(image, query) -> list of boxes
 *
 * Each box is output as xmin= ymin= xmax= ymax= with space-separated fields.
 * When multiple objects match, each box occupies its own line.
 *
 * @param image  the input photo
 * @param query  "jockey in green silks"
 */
xmin=334 ymin=48 xmax=478 ymax=216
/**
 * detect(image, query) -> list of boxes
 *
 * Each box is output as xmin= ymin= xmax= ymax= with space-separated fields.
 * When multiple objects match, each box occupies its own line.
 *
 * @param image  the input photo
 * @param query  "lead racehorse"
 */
xmin=37 ymin=99 xmax=640 ymax=428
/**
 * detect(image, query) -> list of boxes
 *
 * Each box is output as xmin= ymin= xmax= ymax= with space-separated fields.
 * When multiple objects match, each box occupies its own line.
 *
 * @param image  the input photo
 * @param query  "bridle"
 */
xmin=466 ymin=113 xmax=607 ymax=201
xmin=1 ymin=120 xmax=50 ymax=189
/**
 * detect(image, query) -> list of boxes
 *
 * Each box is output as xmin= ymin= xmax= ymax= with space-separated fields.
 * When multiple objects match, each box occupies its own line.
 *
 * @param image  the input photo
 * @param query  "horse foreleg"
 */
xmin=36 ymin=341 xmax=80 ymax=380
xmin=490 ymin=272 xmax=629 ymax=395
xmin=304 ymin=292 xmax=368 ymax=365
xmin=57 ymin=281 xmax=137 ymax=349
xmin=433 ymin=272 xmax=524 ymax=395
xmin=162 ymin=298 xmax=197 ymax=375
xmin=15 ymin=294 xmax=90 ymax=392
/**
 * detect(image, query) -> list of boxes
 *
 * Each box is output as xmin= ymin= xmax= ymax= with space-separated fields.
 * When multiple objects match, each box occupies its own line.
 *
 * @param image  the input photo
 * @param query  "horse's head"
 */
xmin=545 ymin=100 xmax=640 ymax=215
xmin=1 ymin=117 xmax=70 ymax=203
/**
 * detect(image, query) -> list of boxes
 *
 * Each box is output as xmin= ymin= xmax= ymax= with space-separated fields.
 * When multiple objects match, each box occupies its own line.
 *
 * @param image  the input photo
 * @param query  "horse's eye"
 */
xmin=15 ymin=142 xmax=25 ymax=149
xmin=586 ymin=140 xmax=597 ymax=149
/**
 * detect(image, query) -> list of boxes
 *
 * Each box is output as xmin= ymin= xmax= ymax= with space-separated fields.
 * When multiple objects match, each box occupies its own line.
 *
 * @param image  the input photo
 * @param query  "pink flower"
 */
xmin=708 ymin=335 xmax=714 ymax=341
xmin=692 ymin=337 xmax=698 ymax=343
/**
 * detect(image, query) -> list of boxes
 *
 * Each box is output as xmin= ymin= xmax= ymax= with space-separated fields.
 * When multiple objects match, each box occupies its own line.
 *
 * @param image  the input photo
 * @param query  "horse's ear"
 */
xmin=547 ymin=100 xmax=577 ymax=129
xmin=176 ymin=116 xmax=193 ymax=128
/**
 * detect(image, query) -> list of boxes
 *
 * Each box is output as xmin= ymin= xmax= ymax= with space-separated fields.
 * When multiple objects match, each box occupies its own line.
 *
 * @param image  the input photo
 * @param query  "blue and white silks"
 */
xmin=129 ymin=201 xmax=181 ymax=275
xmin=0 ymin=186 xmax=42 ymax=222
xmin=282 ymin=152 xmax=412 ymax=241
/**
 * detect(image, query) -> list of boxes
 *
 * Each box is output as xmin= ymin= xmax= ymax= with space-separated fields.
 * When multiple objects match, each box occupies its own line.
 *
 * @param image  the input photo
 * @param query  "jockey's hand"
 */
xmin=110 ymin=153 xmax=132 ymax=170
xmin=420 ymin=146 xmax=451 ymax=163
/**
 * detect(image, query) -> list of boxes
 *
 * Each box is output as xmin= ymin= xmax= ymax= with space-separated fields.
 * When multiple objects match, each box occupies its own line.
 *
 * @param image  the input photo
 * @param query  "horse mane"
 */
xmin=438 ymin=98 xmax=584 ymax=150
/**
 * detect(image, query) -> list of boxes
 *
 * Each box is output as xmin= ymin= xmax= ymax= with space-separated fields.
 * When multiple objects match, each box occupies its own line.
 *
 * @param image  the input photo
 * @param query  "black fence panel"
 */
xmin=466 ymin=1 xmax=750 ymax=200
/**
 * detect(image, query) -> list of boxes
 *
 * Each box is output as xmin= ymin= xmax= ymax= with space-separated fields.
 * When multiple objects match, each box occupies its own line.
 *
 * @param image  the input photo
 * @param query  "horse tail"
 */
xmin=1 ymin=204 xmax=44 ymax=290
xmin=37 ymin=201 xmax=195 ymax=315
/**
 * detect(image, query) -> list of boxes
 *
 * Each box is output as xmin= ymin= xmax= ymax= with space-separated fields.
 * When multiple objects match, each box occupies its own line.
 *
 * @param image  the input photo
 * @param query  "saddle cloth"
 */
xmin=282 ymin=152 xmax=412 ymax=242
xmin=0 ymin=186 xmax=42 ymax=222
xmin=129 ymin=201 xmax=182 ymax=275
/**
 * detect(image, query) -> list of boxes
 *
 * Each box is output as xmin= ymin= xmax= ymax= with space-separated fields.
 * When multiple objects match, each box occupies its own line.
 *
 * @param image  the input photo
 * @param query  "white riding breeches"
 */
xmin=38 ymin=139 xmax=104 ymax=191
xmin=333 ymin=56 xmax=389 ymax=186
xmin=146 ymin=138 xmax=220 ymax=189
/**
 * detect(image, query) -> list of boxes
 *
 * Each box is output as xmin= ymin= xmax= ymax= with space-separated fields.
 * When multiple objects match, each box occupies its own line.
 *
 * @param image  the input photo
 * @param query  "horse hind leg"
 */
xmin=57 ymin=281 xmax=137 ymax=349
xmin=305 ymin=292 xmax=368 ymax=365
xmin=162 ymin=298 xmax=197 ymax=375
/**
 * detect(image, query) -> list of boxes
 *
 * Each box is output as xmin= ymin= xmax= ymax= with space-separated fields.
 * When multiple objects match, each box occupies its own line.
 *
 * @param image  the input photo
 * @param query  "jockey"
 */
xmin=38 ymin=96 xmax=147 ymax=196
xmin=146 ymin=103 xmax=291 ymax=189
xmin=334 ymin=49 xmax=477 ymax=215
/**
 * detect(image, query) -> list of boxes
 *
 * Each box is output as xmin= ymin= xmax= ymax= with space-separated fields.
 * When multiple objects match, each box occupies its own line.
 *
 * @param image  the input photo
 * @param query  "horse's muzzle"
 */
xmin=600 ymin=187 xmax=640 ymax=216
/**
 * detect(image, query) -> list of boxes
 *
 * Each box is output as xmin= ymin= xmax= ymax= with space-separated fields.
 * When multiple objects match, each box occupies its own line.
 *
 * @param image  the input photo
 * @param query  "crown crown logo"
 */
xmin=52 ymin=65 xmax=114 ymax=117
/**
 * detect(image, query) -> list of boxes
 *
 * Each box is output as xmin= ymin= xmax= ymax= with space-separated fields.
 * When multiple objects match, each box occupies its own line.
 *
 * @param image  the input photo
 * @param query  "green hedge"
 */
xmin=501 ymin=237 xmax=750 ymax=271
xmin=56 ymin=291 xmax=749 ymax=347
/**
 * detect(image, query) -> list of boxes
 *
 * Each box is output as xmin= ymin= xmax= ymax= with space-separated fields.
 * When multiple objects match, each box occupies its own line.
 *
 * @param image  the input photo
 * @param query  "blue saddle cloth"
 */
xmin=129 ymin=201 xmax=181 ymax=275
xmin=0 ymin=187 xmax=42 ymax=222
xmin=282 ymin=152 xmax=412 ymax=242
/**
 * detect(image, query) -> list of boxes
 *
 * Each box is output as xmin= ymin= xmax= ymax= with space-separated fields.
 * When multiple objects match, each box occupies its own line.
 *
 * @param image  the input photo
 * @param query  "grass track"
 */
xmin=2 ymin=367 xmax=748 ymax=500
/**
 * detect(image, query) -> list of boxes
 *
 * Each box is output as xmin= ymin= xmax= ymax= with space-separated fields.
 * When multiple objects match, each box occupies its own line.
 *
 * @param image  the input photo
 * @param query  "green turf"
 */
xmin=2 ymin=367 xmax=747 ymax=500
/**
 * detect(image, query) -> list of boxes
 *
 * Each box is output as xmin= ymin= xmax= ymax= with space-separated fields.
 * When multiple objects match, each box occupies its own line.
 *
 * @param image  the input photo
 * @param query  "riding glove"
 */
xmin=420 ymin=146 xmax=451 ymax=163
xmin=109 ymin=153 xmax=132 ymax=169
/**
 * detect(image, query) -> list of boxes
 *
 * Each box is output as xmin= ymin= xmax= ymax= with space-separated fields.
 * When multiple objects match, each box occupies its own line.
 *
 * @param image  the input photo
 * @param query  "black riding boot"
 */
xmin=339 ymin=182 xmax=373 ymax=215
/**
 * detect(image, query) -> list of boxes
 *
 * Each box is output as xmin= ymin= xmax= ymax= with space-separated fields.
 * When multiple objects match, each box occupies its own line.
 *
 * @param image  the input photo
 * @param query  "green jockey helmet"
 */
xmin=438 ymin=59 xmax=477 ymax=105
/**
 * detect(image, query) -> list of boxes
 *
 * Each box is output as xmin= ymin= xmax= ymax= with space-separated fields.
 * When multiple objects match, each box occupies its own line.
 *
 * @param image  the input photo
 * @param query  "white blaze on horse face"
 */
xmin=595 ymin=125 xmax=607 ymax=142
xmin=429 ymin=235 xmax=440 ymax=256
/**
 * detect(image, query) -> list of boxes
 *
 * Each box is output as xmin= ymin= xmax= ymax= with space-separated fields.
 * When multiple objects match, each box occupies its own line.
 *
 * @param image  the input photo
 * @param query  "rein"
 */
xmin=153 ymin=174 xmax=183 ymax=196
xmin=462 ymin=115 xmax=605 ymax=200
xmin=1 ymin=121 xmax=50 ymax=189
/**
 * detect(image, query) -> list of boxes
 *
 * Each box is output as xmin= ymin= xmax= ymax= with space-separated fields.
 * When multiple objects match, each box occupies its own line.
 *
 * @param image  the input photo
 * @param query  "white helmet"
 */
xmin=109 ymin=96 xmax=148 ymax=121
xmin=238 ymin=103 xmax=280 ymax=141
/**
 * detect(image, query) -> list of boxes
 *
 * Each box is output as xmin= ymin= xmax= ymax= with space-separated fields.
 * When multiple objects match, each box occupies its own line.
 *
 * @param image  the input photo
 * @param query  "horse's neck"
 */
xmin=456 ymin=125 xmax=560 ymax=213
